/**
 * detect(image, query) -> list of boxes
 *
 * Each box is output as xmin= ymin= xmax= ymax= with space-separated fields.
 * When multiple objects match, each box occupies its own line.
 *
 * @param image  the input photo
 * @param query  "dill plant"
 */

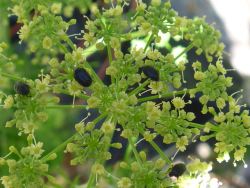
xmin=0 ymin=0 xmax=249 ymax=187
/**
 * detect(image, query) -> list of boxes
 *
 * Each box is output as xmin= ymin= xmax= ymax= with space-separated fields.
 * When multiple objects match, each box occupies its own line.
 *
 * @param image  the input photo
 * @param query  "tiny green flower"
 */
xmin=172 ymin=97 xmax=185 ymax=109
xmin=101 ymin=121 xmax=115 ymax=134
xmin=176 ymin=136 xmax=188 ymax=151
xmin=3 ymin=96 xmax=14 ymax=109
xmin=42 ymin=36 xmax=53 ymax=49
xmin=92 ymin=163 xmax=105 ymax=175
xmin=234 ymin=147 xmax=246 ymax=161
xmin=117 ymin=177 xmax=132 ymax=188
xmin=51 ymin=3 xmax=62 ymax=14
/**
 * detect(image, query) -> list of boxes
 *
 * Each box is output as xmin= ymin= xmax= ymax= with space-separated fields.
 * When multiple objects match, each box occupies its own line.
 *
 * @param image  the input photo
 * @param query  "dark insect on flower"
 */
xmin=14 ymin=82 xmax=30 ymax=96
xmin=74 ymin=68 xmax=92 ymax=87
xmin=140 ymin=66 xmax=159 ymax=81
xmin=169 ymin=163 xmax=186 ymax=178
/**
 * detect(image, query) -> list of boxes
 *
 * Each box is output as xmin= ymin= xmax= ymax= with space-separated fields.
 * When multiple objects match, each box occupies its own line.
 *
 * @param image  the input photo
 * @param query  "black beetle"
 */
xmin=14 ymin=82 xmax=30 ymax=96
xmin=169 ymin=163 xmax=186 ymax=178
xmin=140 ymin=66 xmax=159 ymax=81
xmin=74 ymin=68 xmax=92 ymax=87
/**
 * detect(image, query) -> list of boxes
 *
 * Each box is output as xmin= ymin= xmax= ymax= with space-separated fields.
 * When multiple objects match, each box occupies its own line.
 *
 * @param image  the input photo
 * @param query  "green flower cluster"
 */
xmin=201 ymin=96 xmax=250 ymax=164
xmin=18 ymin=12 xmax=76 ymax=52
xmin=174 ymin=17 xmax=225 ymax=62
xmin=3 ymin=77 xmax=59 ymax=135
xmin=118 ymin=156 xmax=173 ymax=188
xmin=146 ymin=100 xmax=199 ymax=152
xmin=0 ymin=140 xmax=55 ymax=188
xmin=191 ymin=59 xmax=233 ymax=113
xmin=83 ymin=0 xmax=129 ymax=48
xmin=11 ymin=0 xmax=92 ymax=23
xmin=66 ymin=128 xmax=113 ymax=165
xmin=177 ymin=159 xmax=217 ymax=188
xmin=135 ymin=1 xmax=175 ymax=35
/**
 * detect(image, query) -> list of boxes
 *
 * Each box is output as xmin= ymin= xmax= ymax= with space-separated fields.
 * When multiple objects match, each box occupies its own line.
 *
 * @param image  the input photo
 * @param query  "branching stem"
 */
xmin=41 ymin=113 xmax=107 ymax=162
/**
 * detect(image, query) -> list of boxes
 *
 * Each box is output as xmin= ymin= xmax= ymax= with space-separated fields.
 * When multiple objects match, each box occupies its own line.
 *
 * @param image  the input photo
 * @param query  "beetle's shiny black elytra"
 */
xmin=140 ymin=66 xmax=159 ymax=81
xmin=74 ymin=68 xmax=92 ymax=87
xmin=169 ymin=163 xmax=186 ymax=178
xmin=14 ymin=82 xmax=30 ymax=96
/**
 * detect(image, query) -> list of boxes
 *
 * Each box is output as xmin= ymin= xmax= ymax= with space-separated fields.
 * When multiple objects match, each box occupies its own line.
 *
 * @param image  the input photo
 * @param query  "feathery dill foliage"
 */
xmin=0 ymin=0 xmax=249 ymax=187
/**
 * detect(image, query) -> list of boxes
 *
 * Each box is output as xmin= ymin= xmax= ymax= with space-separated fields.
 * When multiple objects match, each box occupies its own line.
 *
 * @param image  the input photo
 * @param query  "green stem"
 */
xmin=92 ymin=113 xmax=108 ymax=125
xmin=65 ymin=37 xmax=76 ymax=51
xmin=46 ymin=104 xmax=87 ymax=109
xmin=189 ymin=122 xmax=219 ymax=132
xmin=54 ymin=90 xmax=90 ymax=100
xmin=2 ymin=152 xmax=12 ymax=159
xmin=86 ymin=173 xmax=95 ymax=188
xmin=107 ymin=44 xmax=113 ymax=64
xmin=138 ymin=89 xmax=188 ymax=103
xmin=124 ymin=142 xmax=133 ymax=162
xmin=144 ymin=33 xmax=154 ymax=52
xmin=57 ymin=41 xmax=68 ymax=54
xmin=129 ymin=79 xmax=150 ymax=96
xmin=41 ymin=134 xmax=75 ymax=162
xmin=41 ymin=113 xmax=107 ymax=162
xmin=83 ymin=61 xmax=104 ymax=86
xmin=86 ymin=116 xmax=114 ymax=187
xmin=174 ymin=43 xmax=194 ymax=61
xmin=128 ymin=137 xmax=142 ymax=166
xmin=107 ymin=44 xmax=115 ymax=84
xmin=148 ymin=140 xmax=171 ymax=165
xmin=0 ymin=104 xmax=87 ymax=110
xmin=0 ymin=72 xmax=24 ymax=82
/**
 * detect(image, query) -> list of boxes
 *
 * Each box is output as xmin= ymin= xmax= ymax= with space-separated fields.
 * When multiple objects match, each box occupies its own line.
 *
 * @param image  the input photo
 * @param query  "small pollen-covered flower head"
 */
xmin=151 ymin=0 xmax=161 ymax=6
xmin=74 ymin=68 xmax=92 ymax=87
xmin=19 ymin=25 xmax=30 ymax=41
xmin=3 ymin=96 xmax=14 ymax=109
xmin=92 ymin=163 xmax=105 ymax=175
xmin=43 ymin=36 xmax=53 ymax=49
xmin=101 ymin=121 xmax=115 ymax=134
xmin=51 ymin=3 xmax=62 ymax=14
xmin=0 ymin=158 xmax=5 ymax=166
xmin=87 ymin=96 xmax=101 ymax=108
xmin=117 ymin=177 xmax=132 ymax=188
xmin=148 ymin=81 xmax=164 ymax=94
xmin=216 ymin=97 xmax=226 ymax=109
xmin=75 ymin=122 xmax=85 ymax=134
xmin=194 ymin=71 xmax=205 ymax=80
xmin=234 ymin=147 xmax=246 ymax=162
xmin=30 ymin=142 xmax=44 ymax=158
xmin=176 ymin=136 xmax=188 ymax=151
xmin=172 ymin=97 xmax=185 ymax=109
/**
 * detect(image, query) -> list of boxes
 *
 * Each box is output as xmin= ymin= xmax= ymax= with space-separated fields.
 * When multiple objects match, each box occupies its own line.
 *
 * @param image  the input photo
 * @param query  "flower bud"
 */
xmin=172 ymin=97 xmax=185 ymax=109
xmin=43 ymin=36 xmax=52 ymax=49
xmin=92 ymin=163 xmax=105 ymax=175
xmin=155 ymin=158 xmax=166 ymax=169
xmin=3 ymin=96 xmax=14 ymax=109
xmin=0 ymin=158 xmax=6 ymax=166
xmin=51 ymin=3 xmax=62 ymax=14
xmin=117 ymin=177 xmax=132 ymax=188
xmin=101 ymin=121 xmax=115 ymax=134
